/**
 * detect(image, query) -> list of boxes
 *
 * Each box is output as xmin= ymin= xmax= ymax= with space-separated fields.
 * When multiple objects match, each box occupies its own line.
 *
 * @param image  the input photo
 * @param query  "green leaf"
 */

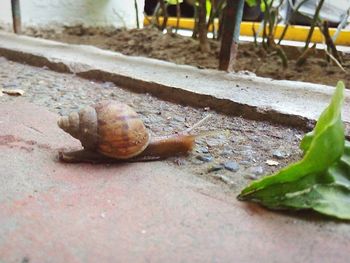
xmin=260 ymin=0 xmax=272 ymax=12
xmin=238 ymin=81 xmax=350 ymax=220
xmin=245 ymin=0 xmax=258 ymax=7
xmin=166 ymin=0 xmax=183 ymax=5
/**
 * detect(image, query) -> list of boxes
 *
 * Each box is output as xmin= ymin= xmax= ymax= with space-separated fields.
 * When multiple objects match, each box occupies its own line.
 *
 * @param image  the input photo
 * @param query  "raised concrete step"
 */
xmin=0 ymin=31 xmax=349 ymax=129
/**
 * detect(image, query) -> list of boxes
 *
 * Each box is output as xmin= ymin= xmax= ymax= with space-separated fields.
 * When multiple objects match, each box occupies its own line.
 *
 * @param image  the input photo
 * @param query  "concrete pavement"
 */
xmin=0 ymin=101 xmax=349 ymax=263
xmin=0 ymin=31 xmax=349 ymax=130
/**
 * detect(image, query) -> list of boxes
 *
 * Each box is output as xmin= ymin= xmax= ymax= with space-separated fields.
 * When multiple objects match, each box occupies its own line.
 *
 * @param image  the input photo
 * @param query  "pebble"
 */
xmin=272 ymin=150 xmax=288 ymax=159
xmin=2 ymin=83 xmax=18 ymax=88
xmin=223 ymin=161 xmax=240 ymax=172
xmin=101 ymin=82 xmax=115 ymax=89
xmin=245 ymin=173 xmax=258 ymax=180
xmin=246 ymin=166 xmax=265 ymax=179
xmin=240 ymin=145 xmax=255 ymax=161
xmin=196 ymin=154 xmax=213 ymax=162
xmin=220 ymin=148 xmax=233 ymax=157
xmin=239 ymin=160 xmax=251 ymax=166
xmin=266 ymin=159 xmax=279 ymax=166
xmin=208 ymin=164 xmax=224 ymax=172
xmin=212 ymin=174 xmax=235 ymax=186
xmin=196 ymin=146 xmax=209 ymax=154
xmin=172 ymin=116 xmax=185 ymax=123
xmin=206 ymin=135 xmax=226 ymax=147
xmin=191 ymin=159 xmax=204 ymax=165
xmin=241 ymin=150 xmax=255 ymax=161
xmin=173 ymin=158 xmax=187 ymax=166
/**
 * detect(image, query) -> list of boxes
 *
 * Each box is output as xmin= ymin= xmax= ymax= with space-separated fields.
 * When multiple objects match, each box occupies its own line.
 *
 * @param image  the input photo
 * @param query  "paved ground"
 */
xmin=0 ymin=32 xmax=350 ymax=263
xmin=1 ymin=101 xmax=350 ymax=263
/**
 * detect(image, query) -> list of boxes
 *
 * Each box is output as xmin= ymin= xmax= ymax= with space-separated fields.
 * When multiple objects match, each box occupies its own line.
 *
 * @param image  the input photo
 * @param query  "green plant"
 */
xmin=238 ymin=81 xmax=350 ymax=220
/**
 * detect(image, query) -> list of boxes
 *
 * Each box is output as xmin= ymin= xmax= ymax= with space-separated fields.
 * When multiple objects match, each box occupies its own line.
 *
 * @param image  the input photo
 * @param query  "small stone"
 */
xmin=212 ymin=174 xmax=235 ymax=186
xmin=62 ymin=94 xmax=74 ymax=100
xmin=173 ymin=158 xmax=186 ymax=166
xmin=196 ymin=154 xmax=213 ymax=162
xmin=220 ymin=148 xmax=233 ymax=157
xmin=250 ymin=136 xmax=260 ymax=142
xmin=240 ymin=146 xmax=255 ymax=161
xmin=208 ymin=164 xmax=224 ymax=172
xmin=206 ymin=135 xmax=226 ymax=147
xmin=110 ymin=92 xmax=117 ymax=97
xmin=191 ymin=159 xmax=204 ymax=165
xmin=239 ymin=160 xmax=251 ymax=166
xmin=242 ymin=151 xmax=254 ymax=162
xmin=245 ymin=173 xmax=258 ymax=180
xmin=223 ymin=161 xmax=240 ymax=172
xmin=272 ymin=150 xmax=287 ymax=159
xmin=101 ymin=82 xmax=115 ymax=89
xmin=128 ymin=39 xmax=136 ymax=45
xmin=266 ymin=160 xmax=279 ymax=166
xmin=2 ymin=83 xmax=18 ymax=88
xmin=173 ymin=116 xmax=185 ymax=123
xmin=250 ymin=166 xmax=264 ymax=176
xmin=295 ymin=134 xmax=303 ymax=140
xmin=196 ymin=146 xmax=209 ymax=154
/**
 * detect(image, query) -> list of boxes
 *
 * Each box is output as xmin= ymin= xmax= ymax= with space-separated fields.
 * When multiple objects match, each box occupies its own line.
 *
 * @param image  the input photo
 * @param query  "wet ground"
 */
xmin=22 ymin=25 xmax=350 ymax=87
xmin=0 ymin=56 xmax=304 ymax=191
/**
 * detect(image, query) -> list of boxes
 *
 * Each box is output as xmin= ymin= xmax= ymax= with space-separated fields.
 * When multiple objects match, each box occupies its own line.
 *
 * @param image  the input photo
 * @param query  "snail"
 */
xmin=58 ymin=100 xmax=210 ymax=163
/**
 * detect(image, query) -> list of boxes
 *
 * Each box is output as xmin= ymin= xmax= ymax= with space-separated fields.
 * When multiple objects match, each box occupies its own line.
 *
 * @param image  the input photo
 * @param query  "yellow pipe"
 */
xmin=144 ymin=16 xmax=350 ymax=46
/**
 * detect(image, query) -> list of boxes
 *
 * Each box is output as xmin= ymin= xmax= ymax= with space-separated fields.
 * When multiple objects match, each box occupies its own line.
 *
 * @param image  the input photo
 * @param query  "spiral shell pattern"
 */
xmin=58 ymin=100 xmax=150 ymax=159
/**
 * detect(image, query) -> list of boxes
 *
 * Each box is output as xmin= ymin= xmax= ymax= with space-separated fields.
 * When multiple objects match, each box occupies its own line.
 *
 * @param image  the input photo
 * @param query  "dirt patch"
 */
xmin=25 ymin=25 xmax=350 ymax=87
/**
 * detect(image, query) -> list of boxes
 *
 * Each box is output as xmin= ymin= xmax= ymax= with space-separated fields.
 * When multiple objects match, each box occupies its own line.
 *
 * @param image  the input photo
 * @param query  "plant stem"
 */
xmin=303 ymin=0 xmax=325 ymax=50
xmin=296 ymin=43 xmax=316 ymax=66
xmin=252 ymin=24 xmax=258 ymax=47
xmin=175 ymin=0 xmax=181 ymax=33
xmin=192 ymin=4 xmax=199 ymax=38
xmin=320 ymin=20 xmax=342 ymax=64
xmin=198 ymin=0 xmax=210 ymax=52
xmin=278 ymin=0 xmax=310 ymax=45
xmin=159 ymin=0 xmax=169 ymax=31
xmin=207 ymin=0 xmax=226 ymax=39
xmin=134 ymin=0 xmax=140 ymax=29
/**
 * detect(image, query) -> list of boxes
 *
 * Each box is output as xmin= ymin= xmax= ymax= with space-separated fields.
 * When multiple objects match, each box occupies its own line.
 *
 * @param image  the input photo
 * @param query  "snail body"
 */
xmin=58 ymin=100 xmax=195 ymax=163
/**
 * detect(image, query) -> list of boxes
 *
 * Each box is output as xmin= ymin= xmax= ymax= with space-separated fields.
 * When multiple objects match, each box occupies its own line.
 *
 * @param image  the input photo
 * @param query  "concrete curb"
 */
xmin=0 ymin=31 xmax=349 ymax=129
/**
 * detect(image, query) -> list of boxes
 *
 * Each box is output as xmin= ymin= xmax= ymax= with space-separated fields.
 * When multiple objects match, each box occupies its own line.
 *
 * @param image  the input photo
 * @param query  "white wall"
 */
xmin=0 ymin=0 xmax=145 ymax=28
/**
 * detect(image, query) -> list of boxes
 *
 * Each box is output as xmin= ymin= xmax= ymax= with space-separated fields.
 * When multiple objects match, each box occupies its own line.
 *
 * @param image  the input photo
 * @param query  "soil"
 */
xmin=24 ymin=25 xmax=350 ymax=87
xmin=0 ymin=56 xmax=303 ymax=191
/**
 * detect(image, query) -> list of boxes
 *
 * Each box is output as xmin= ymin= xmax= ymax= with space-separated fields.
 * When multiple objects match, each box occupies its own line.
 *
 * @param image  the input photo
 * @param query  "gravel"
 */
xmin=208 ymin=164 xmax=224 ymax=173
xmin=223 ymin=161 xmax=240 ymax=172
xmin=0 ymin=56 xmax=304 ymax=191
xmin=272 ymin=150 xmax=288 ymax=159
xmin=196 ymin=154 xmax=214 ymax=163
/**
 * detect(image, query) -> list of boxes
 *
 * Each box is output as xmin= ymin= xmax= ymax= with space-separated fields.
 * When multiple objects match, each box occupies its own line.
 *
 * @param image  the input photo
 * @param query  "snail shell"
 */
xmin=58 ymin=101 xmax=150 ymax=159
